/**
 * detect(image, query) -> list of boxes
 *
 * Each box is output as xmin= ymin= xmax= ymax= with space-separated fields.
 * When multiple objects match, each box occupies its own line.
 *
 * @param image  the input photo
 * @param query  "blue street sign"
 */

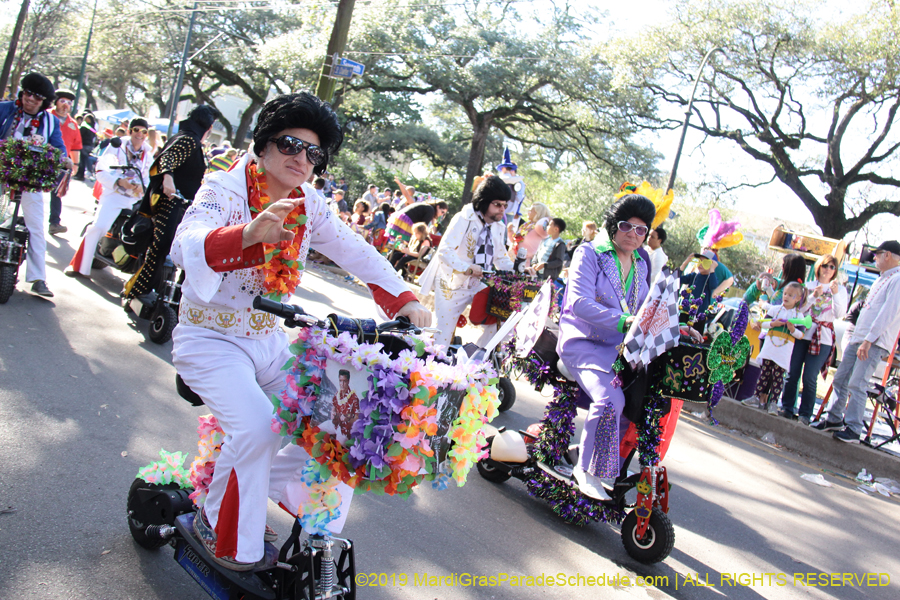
xmin=331 ymin=64 xmax=355 ymax=79
xmin=339 ymin=57 xmax=365 ymax=76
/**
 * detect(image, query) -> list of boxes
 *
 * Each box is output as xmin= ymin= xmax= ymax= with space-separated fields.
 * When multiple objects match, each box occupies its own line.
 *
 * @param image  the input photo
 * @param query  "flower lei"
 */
xmin=270 ymin=326 xmax=499 ymax=499
xmin=247 ymin=161 xmax=307 ymax=299
xmin=13 ymin=101 xmax=41 ymax=137
xmin=136 ymin=449 xmax=191 ymax=488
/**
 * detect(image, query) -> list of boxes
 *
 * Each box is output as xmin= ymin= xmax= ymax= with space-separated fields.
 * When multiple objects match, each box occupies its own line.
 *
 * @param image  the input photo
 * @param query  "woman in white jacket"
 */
xmin=779 ymin=253 xmax=848 ymax=424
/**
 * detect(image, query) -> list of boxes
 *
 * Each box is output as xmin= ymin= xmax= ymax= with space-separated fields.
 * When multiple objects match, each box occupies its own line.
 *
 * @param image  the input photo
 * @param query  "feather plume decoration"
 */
xmin=700 ymin=209 xmax=743 ymax=250
xmin=615 ymin=181 xmax=673 ymax=229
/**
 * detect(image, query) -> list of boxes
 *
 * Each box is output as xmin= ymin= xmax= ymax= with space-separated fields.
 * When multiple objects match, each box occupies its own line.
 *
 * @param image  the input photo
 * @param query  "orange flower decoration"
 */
xmin=247 ymin=161 xmax=308 ymax=299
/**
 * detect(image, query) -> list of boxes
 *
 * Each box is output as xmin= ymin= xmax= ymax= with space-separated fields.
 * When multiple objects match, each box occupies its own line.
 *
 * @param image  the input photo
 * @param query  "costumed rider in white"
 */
xmin=418 ymin=175 xmax=514 ymax=348
xmin=169 ymin=93 xmax=431 ymax=571
xmin=497 ymin=148 xmax=526 ymax=229
xmin=67 ymin=118 xmax=153 ymax=277
xmin=0 ymin=72 xmax=73 ymax=297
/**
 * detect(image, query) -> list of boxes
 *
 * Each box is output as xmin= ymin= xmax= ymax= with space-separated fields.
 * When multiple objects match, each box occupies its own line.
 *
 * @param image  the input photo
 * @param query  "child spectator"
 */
xmin=743 ymin=282 xmax=808 ymax=413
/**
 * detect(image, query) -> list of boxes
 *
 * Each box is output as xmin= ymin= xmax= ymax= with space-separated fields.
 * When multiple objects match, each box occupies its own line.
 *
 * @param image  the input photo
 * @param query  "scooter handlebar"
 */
xmin=252 ymin=296 xmax=322 ymax=328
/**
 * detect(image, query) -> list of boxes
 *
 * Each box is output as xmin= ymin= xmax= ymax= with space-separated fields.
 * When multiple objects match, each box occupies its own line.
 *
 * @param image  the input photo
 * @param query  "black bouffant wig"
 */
xmin=252 ymin=92 xmax=343 ymax=176
xmin=604 ymin=194 xmax=656 ymax=242
xmin=19 ymin=72 xmax=56 ymax=112
xmin=472 ymin=175 xmax=512 ymax=214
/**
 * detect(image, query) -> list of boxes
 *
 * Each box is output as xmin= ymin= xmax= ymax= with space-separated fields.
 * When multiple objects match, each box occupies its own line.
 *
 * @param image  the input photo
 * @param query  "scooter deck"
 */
xmin=173 ymin=513 xmax=278 ymax=600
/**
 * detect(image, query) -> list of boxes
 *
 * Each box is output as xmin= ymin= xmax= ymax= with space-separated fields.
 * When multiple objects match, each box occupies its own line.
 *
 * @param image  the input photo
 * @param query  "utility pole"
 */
xmin=315 ymin=0 xmax=356 ymax=105
xmin=0 ymin=0 xmax=32 ymax=98
xmin=73 ymin=0 xmax=100 ymax=113
xmin=166 ymin=1 xmax=199 ymax=137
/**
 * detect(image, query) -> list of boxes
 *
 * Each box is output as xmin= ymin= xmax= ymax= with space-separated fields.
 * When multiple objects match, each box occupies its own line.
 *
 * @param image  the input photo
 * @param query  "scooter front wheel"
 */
xmin=148 ymin=303 xmax=177 ymax=344
xmin=475 ymin=437 xmax=511 ymax=483
xmin=496 ymin=377 xmax=516 ymax=412
xmin=621 ymin=509 xmax=674 ymax=564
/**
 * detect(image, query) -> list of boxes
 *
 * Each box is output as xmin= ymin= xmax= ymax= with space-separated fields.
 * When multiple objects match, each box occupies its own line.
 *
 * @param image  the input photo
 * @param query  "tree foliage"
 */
xmin=606 ymin=0 xmax=900 ymax=239
xmin=345 ymin=0 xmax=659 ymax=204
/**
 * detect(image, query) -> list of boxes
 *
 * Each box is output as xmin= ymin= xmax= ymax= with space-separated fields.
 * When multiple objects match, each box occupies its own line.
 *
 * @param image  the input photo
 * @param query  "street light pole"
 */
xmin=166 ymin=1 xmax=199 ymax=138
xmin=0 ymin=0 xmax=31 ymax=97
xmin=73 ymin=0 xmax=99 ymax=113
xmin=666 ymin=47 xmax=726 ymax=193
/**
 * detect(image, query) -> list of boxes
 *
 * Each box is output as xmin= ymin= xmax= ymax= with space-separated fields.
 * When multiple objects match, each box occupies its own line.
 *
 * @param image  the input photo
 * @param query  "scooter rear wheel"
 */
xmin=127 ymin=478 xmax=193 ymax=550
xmin=621 ymin=509 xmax=675 ymax=564
xmin=0 ymin=264 xmax=16 ymax=304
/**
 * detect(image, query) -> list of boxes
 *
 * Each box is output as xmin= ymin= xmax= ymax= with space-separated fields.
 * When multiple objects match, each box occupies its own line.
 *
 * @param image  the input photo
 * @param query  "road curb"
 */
xmin=711 ymin=396 xmax=900 ymax=481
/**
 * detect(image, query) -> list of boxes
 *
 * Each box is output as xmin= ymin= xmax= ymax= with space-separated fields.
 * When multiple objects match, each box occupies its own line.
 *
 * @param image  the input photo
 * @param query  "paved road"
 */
xmin=1 ymin=182 xmax=899 ymax=599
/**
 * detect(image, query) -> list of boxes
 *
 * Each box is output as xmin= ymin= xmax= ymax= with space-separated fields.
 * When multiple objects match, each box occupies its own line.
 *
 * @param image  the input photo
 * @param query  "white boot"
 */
xmin=573 ymin=466 xmax=611 ymax=501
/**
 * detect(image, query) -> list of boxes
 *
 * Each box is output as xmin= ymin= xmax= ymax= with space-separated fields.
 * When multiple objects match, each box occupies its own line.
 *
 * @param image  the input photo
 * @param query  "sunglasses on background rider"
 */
xmin=617 ymin=221 xmax=649 ymax=237
xmin=270 ymin=135 xmax=326 ymax=166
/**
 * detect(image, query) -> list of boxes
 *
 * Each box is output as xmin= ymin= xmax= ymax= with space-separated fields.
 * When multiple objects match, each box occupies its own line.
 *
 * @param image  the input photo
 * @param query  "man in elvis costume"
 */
xmin=169 ymin=93 xmax=430 ymax=570
xmin=418 ymin=175 xmax=514 ymax=348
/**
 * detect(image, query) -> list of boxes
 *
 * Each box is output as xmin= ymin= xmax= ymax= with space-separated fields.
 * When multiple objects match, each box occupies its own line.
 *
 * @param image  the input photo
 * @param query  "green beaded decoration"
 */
xmin=706 ymin=330 xmax=751 ymax=385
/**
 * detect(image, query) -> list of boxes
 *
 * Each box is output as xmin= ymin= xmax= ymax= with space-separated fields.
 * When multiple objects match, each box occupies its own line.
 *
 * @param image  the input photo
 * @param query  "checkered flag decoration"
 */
xmin=623 ymin=267 xmax=681 ymax=369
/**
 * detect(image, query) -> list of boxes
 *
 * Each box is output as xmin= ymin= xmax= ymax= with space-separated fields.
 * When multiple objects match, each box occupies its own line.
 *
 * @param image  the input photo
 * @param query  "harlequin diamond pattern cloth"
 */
xmin=624 ymin=268 xmax=681 ymax=369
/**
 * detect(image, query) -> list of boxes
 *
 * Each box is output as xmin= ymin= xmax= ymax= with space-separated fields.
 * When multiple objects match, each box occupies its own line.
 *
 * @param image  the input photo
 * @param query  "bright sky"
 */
xmin=3 ymin=0 xmax=897 ymax=244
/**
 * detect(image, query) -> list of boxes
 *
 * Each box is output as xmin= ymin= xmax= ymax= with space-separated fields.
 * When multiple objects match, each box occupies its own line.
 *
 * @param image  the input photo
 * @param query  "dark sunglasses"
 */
xmin=617 ymin=221 xmax=649 ymax=236
xmin=131 ymin=128 xmax=148 ymax=134
xmin=270 ymin=135 xmax=326 ymax=166
xmin=23 ymin=89 xmax=46 ymax=101
xmin=821 ymin=263 xmax=836 ymax=270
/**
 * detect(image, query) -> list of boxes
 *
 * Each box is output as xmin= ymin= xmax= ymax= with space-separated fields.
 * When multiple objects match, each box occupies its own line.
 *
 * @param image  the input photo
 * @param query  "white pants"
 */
xmin=75 ymin=199 xmax=123 ymax=275
xmin=172 ymin=325 xmax=353 ymax=563
xmin=20 ymin=190 xmax=47 ymax=282
xmin=432 ymin=281 xmax=496 ymax=348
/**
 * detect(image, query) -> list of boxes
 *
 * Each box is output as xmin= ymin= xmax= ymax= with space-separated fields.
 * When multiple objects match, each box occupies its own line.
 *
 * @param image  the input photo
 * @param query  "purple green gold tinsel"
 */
xmin=636 ymin=395 xmax=665 ymax=467
xmin=706 ymin=302 xmax=751 ymax=424
xmin=0 ymin=139 xmax=63 ymax=192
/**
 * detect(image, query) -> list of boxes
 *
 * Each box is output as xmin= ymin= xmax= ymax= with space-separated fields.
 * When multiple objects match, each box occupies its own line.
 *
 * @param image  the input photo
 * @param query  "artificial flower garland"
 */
xmin=247 ymin=161 xmax=308 ymax=299
xmin=270 ymin=325 xmax=500 ymax=498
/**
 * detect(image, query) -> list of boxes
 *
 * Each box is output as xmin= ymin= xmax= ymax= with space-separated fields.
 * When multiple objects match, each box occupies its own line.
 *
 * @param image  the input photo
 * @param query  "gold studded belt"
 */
xmin=179 ymin=296 xmax=279 ymax=339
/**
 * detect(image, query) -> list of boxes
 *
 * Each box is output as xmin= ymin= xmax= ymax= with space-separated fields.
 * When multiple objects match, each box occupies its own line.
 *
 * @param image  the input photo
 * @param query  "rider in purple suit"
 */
xmin=557 ymin=194 xmax=656 ymax=500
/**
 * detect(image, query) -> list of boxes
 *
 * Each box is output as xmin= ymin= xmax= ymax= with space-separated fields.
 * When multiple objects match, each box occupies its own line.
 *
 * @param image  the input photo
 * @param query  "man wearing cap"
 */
xmin=47 ymin=88 xmax=82 ymax=235
xmin=678 ymin=249 xmax=720 ymax=318
xmin=816 ymin=240 xmax=900 ymax=443
xmin=67 ymin=118 xmax=153 ymax=278
xmin=0 ymin=72 xmax=72 ymax=298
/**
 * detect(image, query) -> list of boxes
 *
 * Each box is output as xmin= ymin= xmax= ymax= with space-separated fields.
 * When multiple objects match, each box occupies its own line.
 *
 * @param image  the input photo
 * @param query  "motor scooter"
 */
xmin=0 ymin=188 xmax=29 ymax=303
xmin=127 ymin=296 xmax=441 ymax=600
xmin=476 ymin=302 xmax=751 ymax=564
xmin=80 ymin=162 xmax=184 ymax=343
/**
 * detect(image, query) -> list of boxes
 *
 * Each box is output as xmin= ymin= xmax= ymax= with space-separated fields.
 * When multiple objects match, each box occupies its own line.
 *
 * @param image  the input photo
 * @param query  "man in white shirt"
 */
xmin=647 ymin=225 xmax=668 ymax=282
xmin=817 ymin=240 xmax=900 ymax=442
